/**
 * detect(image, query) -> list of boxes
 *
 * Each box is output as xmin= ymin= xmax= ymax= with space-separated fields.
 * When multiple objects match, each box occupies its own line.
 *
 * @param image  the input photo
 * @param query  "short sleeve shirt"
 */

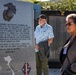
xmin=34 ymin=23 xmax=54 ymax=45
xmin=34 ymin=23 xmax=54 ymax=52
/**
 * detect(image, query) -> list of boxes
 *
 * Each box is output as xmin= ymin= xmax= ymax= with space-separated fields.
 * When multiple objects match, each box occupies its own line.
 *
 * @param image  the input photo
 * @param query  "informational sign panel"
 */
xmin=0 ymin=0 xmax=36 ymax=75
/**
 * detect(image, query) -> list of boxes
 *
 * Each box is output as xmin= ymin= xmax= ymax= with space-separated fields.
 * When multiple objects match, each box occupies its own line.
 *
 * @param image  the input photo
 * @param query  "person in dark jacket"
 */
xmin=59 ymin=14 xmax=76 ymax=75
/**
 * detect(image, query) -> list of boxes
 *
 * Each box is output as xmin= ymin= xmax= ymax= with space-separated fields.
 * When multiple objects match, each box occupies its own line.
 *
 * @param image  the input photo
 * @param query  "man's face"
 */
xmin=38 ymin=18 xmax=46 ymax=26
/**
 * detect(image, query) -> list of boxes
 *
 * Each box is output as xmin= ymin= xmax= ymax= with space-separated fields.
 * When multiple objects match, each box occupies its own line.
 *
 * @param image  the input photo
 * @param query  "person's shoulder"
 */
xmin=46 ymin=24 xmax=53 ymax=29
xmin=36 ymin=25 xmax=40 ymax=28
xmin=35 ymin=25 xmax=40 ymax=30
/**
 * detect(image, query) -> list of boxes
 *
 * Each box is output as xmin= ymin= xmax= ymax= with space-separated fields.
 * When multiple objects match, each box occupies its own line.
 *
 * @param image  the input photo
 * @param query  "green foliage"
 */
xmin=19 ymin=0 xmax=76 ymax=11
xmin=39 ymin=0 xmax=76 ymax=11
xmin=20 ymin=0 xmax=40 ymax=4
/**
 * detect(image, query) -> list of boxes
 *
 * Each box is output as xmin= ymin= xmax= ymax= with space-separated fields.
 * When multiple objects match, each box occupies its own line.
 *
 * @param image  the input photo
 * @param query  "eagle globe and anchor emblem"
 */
xmin=3 ymin=2 xmax=16 ymax=21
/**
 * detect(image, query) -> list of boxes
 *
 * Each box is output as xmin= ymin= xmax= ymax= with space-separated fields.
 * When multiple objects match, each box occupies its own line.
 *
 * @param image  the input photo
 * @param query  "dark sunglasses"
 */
xmin=66 ymin=22 xmax=74 ymax=26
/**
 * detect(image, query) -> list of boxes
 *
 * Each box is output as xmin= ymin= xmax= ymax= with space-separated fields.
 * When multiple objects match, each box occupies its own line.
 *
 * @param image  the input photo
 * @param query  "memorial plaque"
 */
xmin=0 ymin=0 xmax=36 ymax=75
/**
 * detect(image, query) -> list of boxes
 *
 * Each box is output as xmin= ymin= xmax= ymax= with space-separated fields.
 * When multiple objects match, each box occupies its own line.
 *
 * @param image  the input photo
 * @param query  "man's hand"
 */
xmin=35 ymin=45 xmax=40 ymax=50
xmin=48 ymin=38 xmax=53 ymax=46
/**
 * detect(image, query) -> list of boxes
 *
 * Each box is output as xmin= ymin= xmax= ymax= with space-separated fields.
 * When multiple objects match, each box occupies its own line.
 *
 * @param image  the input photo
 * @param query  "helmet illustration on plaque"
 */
xmin=3 ymin=2 xmax=16 ymax=21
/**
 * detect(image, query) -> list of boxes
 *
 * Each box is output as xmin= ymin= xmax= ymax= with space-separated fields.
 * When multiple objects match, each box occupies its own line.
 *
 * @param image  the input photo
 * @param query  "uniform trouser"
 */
xmin=36 ymin=52 xmax=49 ymax=75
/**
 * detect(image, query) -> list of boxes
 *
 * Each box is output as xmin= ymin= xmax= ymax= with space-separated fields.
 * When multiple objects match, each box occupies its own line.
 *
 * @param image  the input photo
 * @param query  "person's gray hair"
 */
xmin=66 ymin=14 xmax=76 ymax=24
